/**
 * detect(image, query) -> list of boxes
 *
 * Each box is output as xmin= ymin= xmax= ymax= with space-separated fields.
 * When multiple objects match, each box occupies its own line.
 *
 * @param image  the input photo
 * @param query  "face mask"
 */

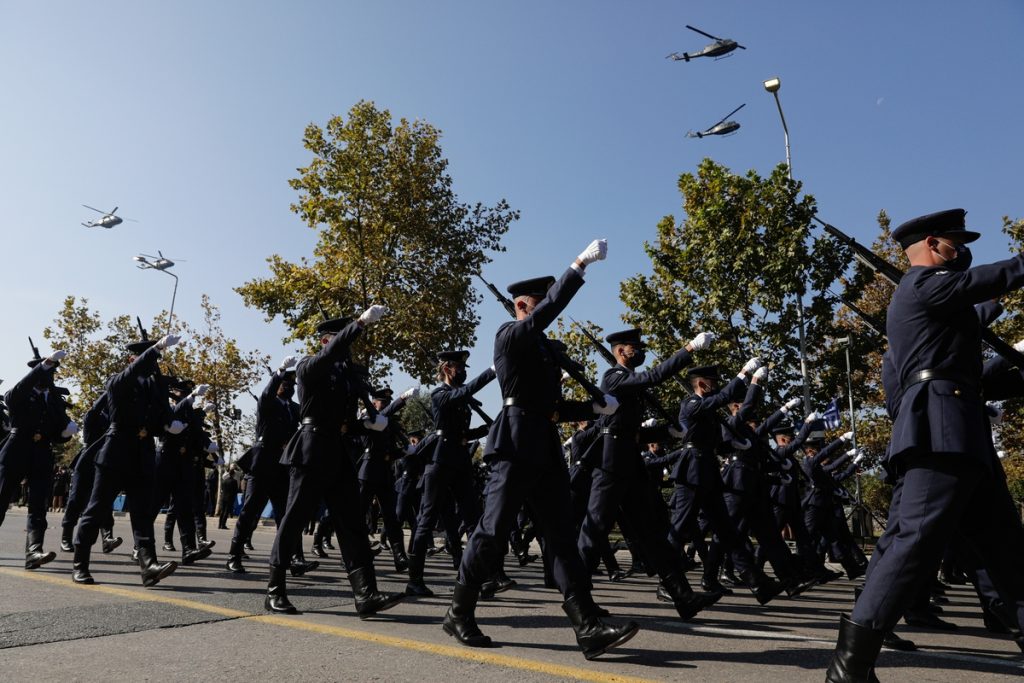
xmin=625 ymin=348 xmax=646 ymax=369
xmin=452 ymin=369 xmax=467 ymax=385
xmin=279 ymin=385 xmax=295 ymax=400
xmin=936 ymin=239 xmax=972 ymax=272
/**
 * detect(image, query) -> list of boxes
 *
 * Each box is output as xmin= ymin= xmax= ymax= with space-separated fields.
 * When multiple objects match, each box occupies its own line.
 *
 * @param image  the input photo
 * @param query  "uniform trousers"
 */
xmin=359 ymin=476 xmax=404 ymax=550
xmin=153 ymin=452 xmax=198 ymax=545
xmin=76 ymin=457 xmax=156 ymax=551
xmin=411 ymin=462 xmax=480 ymax=556
xmin=230 ymin=467 xmax=287 ymax=555
xmin=669 ymin=484 xmax=753 ymax=575
xmin=0 ymin=449 xmax=54 ymax=533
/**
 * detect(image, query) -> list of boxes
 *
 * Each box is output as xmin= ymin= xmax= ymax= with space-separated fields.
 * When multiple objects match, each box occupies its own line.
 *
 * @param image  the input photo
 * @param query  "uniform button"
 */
xmin=953 ymin=389 xmax=961 ymax=396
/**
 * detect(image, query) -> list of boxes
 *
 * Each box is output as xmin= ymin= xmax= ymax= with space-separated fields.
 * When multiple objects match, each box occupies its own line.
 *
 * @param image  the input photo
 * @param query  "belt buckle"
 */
xmin=551 ymin=411 xmax=559 ymax=423
xmin=32 ymin=433 xmax=42 ymax=443
xmin=138 ymin=428 xmax=148 ymax=439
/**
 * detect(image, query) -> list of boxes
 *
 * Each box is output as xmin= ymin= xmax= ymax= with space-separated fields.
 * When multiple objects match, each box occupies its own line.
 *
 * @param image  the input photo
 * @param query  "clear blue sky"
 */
xmin=2 ymin=1 xmax=1022 ymax=423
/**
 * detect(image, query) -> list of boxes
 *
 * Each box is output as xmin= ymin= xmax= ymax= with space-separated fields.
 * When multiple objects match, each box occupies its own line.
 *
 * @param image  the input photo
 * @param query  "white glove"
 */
xmin=576 ymin=239 xmax=608 ymax=266
xmin=804 ymin=410 xmax=819 ymax=423
xmin=592 ymin=394 xmax=619 ymax=416
xmin=61 ymin=420 xmax=79 ymax=439
xmin=688 ymin=331 xmax=715 ymax=351
xmin=668 ymin=426 xmax=685 ymax=439
xmin=987 ymin=401 xmax=1004 ymax=426
xmin=363 ymin=414 xmax=389 ymax=432
xmin=641 ymin=418 xmax=657 ymax=428
xmin=752 ymin=366 xmax=768 ymax=381
xmin=489 ymin=364 xmax=496 ymax=372
xmin=400 ymin=387 xmax=419 ymax=400
xmin=358 ymin=305 xmax=388 ymax=326
xmin=740 ymin=357 xmax=762 ymax=375
xmin=279 ymin=355 xmax=298 ymax=371
xmin=156 ymin=334 xmax=181 ymax=350
xmin=853 ymin=453 xmax=866 ymax=465
xmin=206 ymin=442 xmax=220 ymax=454
xmin=165 ymin=420 xmax=186 ymax=435
xmin=846 ymin=448 xmax=859 ymax=457
xmin=560 ymin=371 xmax=571 ymax=382
xmin=563 ymin=437 xmax=573 ymax=449
xmin=1015 ymin=339 xmax=1024 ymax=353
xmin=841 ymin=431 xmax=854 ymax=442
xmin=191 ymin=383 xmax=210 ymax=398
xmin=781 ymin=397 xmax=802 ymax=413
xmin=46 ymin=350 xmax=68 ymax=364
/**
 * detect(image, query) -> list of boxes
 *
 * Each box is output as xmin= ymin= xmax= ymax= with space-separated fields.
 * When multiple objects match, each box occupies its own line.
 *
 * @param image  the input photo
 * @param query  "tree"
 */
xmin=236 ymin=100 xmax=519 ymax=383
xmin=619 ymin=159 xmax=852 ymax=411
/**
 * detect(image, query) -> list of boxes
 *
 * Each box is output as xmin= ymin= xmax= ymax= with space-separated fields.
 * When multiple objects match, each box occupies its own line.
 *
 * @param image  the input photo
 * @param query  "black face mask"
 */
xmin=625 ymin=349 xmax=646 ymax=369
xmin=279 ymin=385 xmax=295 ymax=400
xmin=452 ymin=369 xmax=467 ymax=386
xmin=937 ymin=239 xmax=973 ymax=272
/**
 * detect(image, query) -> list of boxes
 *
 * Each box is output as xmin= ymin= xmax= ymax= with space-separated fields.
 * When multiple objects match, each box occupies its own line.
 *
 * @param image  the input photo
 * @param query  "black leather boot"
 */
xmin=741 ymin=568 xmax=785 ymax=606
xmin=72 ymin=544 xmax=94 ymax=584
xmin=392 ymin=545 xmax=409 ymax=573
xmin=138 ymin=544 xmax=177 ymax=587
xmin=661 ymin=573 xmax=721 ymax=620
xmin=225 ymin=555 xmax=246 ymax=574
xmin=265 ymin=565 xmax=297 ymax=614
xmin=442 ymin=581 xmax=492 ymax=647
xmin=289 ymin=552 xmax=319 ymax=576
xmin=701 ymin=575 xmax=732 ymax=596
xmin=563 ymin=593 xmax=639 ymax=660
xmin=60 ymin=526 xmax=74 ymax=552
xmin=825 ymin=614 xmax=884 ymax=683
xmin=405 ymin=552 xmax=433 ymax=597
xmin=25 ymin=530 xmax=56 ymax=570
xmin=841 ymin=557 xmax=865 ymax=581
xmin=162 ymin=524 xmax=176 ymax=552
xmin=349 ymin=566 xmax=405 ymax=618
xmin=101 ymin=528 xmax=123 ymax=554
xmin=181 ymin=541 xmax=212 ymax=565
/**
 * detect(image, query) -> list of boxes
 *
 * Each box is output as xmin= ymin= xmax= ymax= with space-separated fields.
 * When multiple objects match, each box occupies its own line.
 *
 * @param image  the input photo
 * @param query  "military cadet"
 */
xmin=828 ymin=209 xmax=1024 ymax=682
xmin=443 ymin=239 xmax=643 ymax=661
xmin=72 ymin=331 xmax=184 ymax=586
xmin=393 ymin=428 xmax=427 ymax=545
xmin=577 ymin=327 xmax=721 ymax=619
xmin=263 ymin=306 xmax=405 ymax=617
xmin=405 ymin=351 xmax=495 ymax=596
xmin=567 ymin=421 xmax=622 ymax=580
xmin=226 ymin=357 xmax=298 ymax=573
xmin=60 ymin=392 xmax=121 ymax=554
xmin=801 ymin=427 xmax=862 ymax=579
xmin=358 ymin=385 xmax=418 ymax=572
xmin=0 ymin=347 xmax=76 ymax=567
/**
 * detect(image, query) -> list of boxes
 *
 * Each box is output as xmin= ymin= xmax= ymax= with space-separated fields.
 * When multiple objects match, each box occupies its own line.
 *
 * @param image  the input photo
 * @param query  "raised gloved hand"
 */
xmin=400 ymin=387 xmax=420 ymax=400
xmin=165 ymin=420 xmax=186 ymax=435
xmin=156 ymin=334 xmax=181 ymax=350
xmin=846 ymin=447 xmax=859 ymax=457
xmin=278 ymin=355 xmax=298 ymax=371
xmin=752 ymin=366 xmax=768 ymax=382
xmin=592 ymin=394 xmax=619 ymax=416
xmin=853 ymin=452 xmax=866 ymax=465
xmin=641 ymin=418 xmax=658 ymax=428
xmin=61 ymin=420 xmax=79 ymax=439
xmin=781 ymin=397 xmax=802 ymax=413
xmin=46 ymin=350 xmax=68 ymax=365
xmin=740 ymin=357 xmax=762 ymax=376
xmin=987 ymin=402 xmax=1004 ymax=426
xmin=191 ymin=383 xmax=210 ymax=398
xmin=206 ymin=442 xmax=220 ymax=454
xmin=688 ymin=331 xmax=715 ymax=351
xmin=358 ymin=305 xmax=388 ymax=326
xmin=576 ymin=239 xmax=608 ymax=267
xmin=804 ymin=410 xmax=819 ymax=423
xmin=841 ymin=431 xmax=854 ymax=442
xmin=1015 ymin=339 xmax=1024 ymax=353
xmin=363 ymin=414 xmax=389 ymax=432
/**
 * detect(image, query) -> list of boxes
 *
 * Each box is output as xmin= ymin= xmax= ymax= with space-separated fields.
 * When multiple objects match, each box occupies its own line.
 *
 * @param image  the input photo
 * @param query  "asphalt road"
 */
xmin=1 ymin=507 xmax=1021 ymax=682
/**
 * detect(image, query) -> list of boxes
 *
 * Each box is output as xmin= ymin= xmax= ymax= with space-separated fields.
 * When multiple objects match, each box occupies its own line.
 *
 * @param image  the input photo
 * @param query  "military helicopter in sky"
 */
xmin=81 ymin=204 xmax=137 ymax=229
xmin=667 ymin=25 xmax=746 ymax=62
xmin=133 ymin=251 xmax=181 ymax=271
xmin=687 ymin=104 xmax=746 ymax=139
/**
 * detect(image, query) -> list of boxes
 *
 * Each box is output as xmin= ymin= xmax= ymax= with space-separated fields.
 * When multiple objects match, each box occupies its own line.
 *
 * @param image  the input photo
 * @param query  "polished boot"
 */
xmin=882 ymin=631 xmax=916 ymax=651
xmin=197 ymin=535 xmax=215 ymax=551
xmin=903 ymin=610 xmax=958 ymax=631
xmin=312 ymin=522 xmax=329 ymax=558
xmin=404 ymin=552 xmax=433 ymax=596
xmin=442 ymin=581 xmax=492 ymax=647
xmin=392 ymin=545 xmax=409 ymax=573
xmin=181 ymin=541 xmax=213 ymax=565
xmin=265 ymin=565 xmax=297 ymax=614
xmin=741 ymin=568 xmax=785 ymax=606
xmin=289 ymin=552 xmax=319 ymax=576
xmin=661 ymin=573 xmax=721 ymax=621
xmin=138 ymin=545 xmax=177 ymax=587
xmin=101 ymin=528 xmax=123 ymax=554
xmin=825 ymin=614 xmax=884 ymax=683
xmin=782 ymin=573 xmax=818 ymax=598
xmin=701 ymin=576 xmax=732 ymax=596
xmin=25 ymin=530 xmax=57 ymax=570
xmin=162 ymin=525 xmax=176 ymax=552
xmin=841 ymin=557 xmax=865 ymax=581
xmin=71 ymin=545 xmax=94 ymax=584
xmin=225 ymin=555 xmax=246 ymax=574
xmin=563 ymin=593 xmax=639 ymax=660
xmin=349 ymin=566 xmax=405 ymax=618
xmin=60 ymin=526 xmax=74 ymax=552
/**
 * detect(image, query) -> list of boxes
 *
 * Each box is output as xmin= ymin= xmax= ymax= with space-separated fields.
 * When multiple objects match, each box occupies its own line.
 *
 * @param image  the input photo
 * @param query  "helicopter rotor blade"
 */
xmin=712 ymin=103 xmax=746 ymax=127
xmin=110 ymin=206 xmax=118 ymax=214
xmin=123 ymin=218 xmax=139 ymax=222
xmin=735 ymin=44 xmax=747 ymax=49
xmin=685 ymin=25 xmax=723 ymax=41
xmin=82 ymin=204 xmax=105 ymax=214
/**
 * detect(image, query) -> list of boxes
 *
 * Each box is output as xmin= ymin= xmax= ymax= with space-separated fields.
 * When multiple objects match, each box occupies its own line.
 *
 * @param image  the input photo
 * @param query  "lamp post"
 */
xmin=764 ymin=76 xmax=810 ymax=413
xmin=133 ymin=253 xmax=179 ymax=333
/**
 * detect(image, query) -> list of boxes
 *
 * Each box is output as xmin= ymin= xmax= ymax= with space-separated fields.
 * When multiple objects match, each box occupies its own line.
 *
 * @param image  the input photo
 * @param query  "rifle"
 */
xmin=817 ymin=217 xmax=1024 ymax=368
xmin=28 ymin=337 xmax=41 ymax=363
xmin=476 ymin=274 xmax=607 ymax=406
xmin=568 ymin=317 xmax=681 ymax=429
xmin=409 ymin=337 xmax=494 ymax=427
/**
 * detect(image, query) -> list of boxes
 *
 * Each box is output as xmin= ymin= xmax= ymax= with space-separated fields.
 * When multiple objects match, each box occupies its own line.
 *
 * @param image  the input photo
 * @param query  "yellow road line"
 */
xmin=0 ymin=567 xmax=656 ymax=683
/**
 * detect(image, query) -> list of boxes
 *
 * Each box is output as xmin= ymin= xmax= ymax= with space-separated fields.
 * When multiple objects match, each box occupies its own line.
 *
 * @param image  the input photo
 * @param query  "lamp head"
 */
xmin=763 ymin=77 xmax=781 ymax=93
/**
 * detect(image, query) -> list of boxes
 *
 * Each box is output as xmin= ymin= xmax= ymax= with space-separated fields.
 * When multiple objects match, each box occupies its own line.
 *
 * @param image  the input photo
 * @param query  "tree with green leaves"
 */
xmin=236 ymin=100 xmax=519 ymax=383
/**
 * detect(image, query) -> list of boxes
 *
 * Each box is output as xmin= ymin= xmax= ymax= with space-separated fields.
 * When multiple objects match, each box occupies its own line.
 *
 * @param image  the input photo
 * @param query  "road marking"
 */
xmin=0 ymin=568 xmax=655 ymax=683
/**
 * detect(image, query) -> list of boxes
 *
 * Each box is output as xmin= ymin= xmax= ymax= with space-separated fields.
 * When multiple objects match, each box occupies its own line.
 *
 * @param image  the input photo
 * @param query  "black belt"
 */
xmin=110 ymin=425 xmax=150 ymax=439
xmin=905 ymin=369 xmax=979 ymax=392
xmin=502 ymin=397 xmax=558 ymax=422
xmin=8 ymin=428 xmax=44 ymax=442
xmin=502 ymin=397 xmax=521 ymax=407
xmin=300 ymin=418 xmax=316 ymax=425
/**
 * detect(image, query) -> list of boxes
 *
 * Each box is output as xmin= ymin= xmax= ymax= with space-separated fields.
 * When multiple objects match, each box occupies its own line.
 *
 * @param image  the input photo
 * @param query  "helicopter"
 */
xmin=81 ymin=205 xmax=137 ymax=229
xmin=667 ymin=25 xmax=746 ymax=62
xmin=687 ymin=104 xmax=746 ymax=139
xmin=133 ymin=251 xmax=181 ymax=271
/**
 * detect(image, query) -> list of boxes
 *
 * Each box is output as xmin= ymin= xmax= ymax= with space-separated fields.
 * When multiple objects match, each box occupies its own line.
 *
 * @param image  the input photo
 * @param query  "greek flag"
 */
xmin=822 ymin=397 xmax=842 ymax=430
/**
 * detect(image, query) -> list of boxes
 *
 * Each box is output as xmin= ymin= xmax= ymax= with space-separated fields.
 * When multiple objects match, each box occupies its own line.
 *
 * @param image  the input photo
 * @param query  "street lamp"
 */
xmin=763 ymin=75 xmax=810 ymax=412
xmin=133 ymin=251 xmax=179 ymax=333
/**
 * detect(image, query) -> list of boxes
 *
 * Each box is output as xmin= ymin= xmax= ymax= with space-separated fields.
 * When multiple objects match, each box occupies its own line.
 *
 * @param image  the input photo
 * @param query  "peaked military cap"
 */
xmin=371 ymin=386 xmax=393 ymax=401
xmin=805 ymin=418 xmax=827 ymax=443
xmin=507 ymin=276 xmax=555 ymax=298
xmin=605 ymin=328 xmax=647 ymax=347
xmin=686 ymin=365 xmax=721 ymax=380
xmin=892 ymin=209 xmax=980 ymax=249
xmin=127 ymin=340 xmax=157 ymax=355
xmin=437 ymin=350 xmax=470 ymax=365
xmin=770 ymin=421 xmax=796 ymax=437
xmin=316 ymin=317 xmax=353 ymax=335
